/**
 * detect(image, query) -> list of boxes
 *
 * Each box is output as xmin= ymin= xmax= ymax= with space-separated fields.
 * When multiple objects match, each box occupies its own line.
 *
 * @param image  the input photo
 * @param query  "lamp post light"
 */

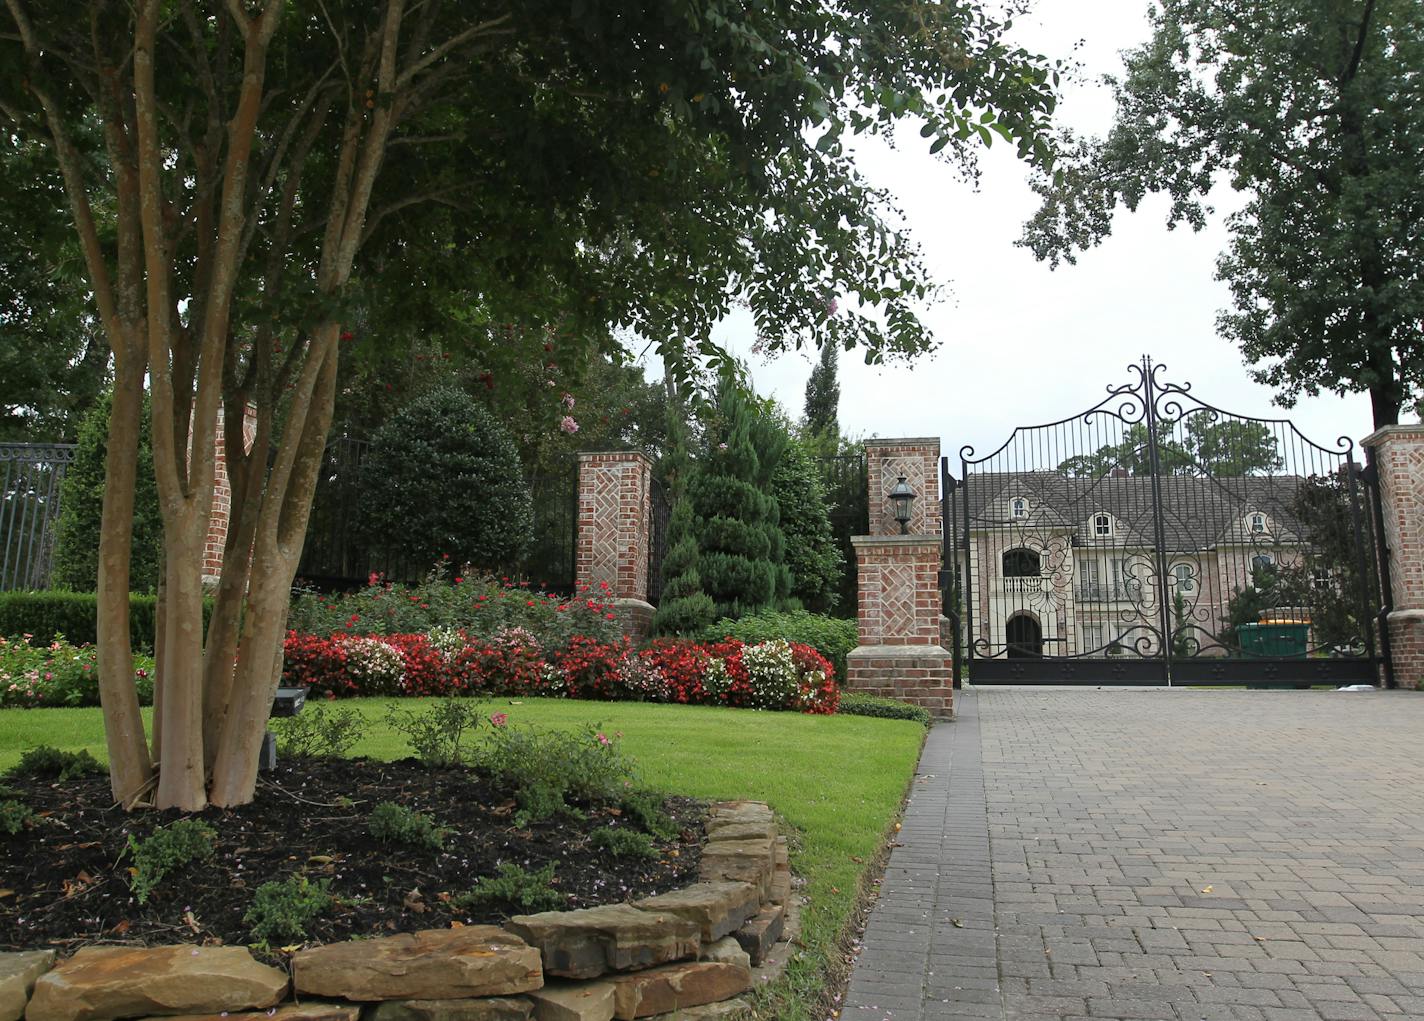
xmin=889 ymin=476 xmax=916 ymax=534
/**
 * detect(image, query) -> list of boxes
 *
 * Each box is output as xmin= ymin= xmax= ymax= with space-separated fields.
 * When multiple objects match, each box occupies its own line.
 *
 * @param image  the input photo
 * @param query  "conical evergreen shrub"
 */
xmin=652 ymin=394 xmax=714 ymax=636
xmin=689 ymin=376 xmax=778 ymax=619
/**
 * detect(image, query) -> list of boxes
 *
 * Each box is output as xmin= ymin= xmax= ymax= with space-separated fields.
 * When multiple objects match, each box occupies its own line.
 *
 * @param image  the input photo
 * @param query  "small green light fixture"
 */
xmin=889 ymin=476 xmax=916 ymax=534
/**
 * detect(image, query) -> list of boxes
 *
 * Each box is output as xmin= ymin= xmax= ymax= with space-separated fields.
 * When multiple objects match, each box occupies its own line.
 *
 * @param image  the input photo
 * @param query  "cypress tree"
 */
xmin=803 ymin=341 xmax=840 ymax=441
xmin=771 ymin=440 xmax=844 ymax=612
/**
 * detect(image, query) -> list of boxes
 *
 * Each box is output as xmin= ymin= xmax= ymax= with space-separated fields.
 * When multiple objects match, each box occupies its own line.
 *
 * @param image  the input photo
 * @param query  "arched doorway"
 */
xmin=1006 ymin=613 xmax=1042 ymax=659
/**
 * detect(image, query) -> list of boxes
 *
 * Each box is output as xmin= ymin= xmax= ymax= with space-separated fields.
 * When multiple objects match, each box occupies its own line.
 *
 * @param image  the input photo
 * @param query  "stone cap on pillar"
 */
xmin=577 ymin=449 xmax=654 ymax=465
xmin=1363 ymin=425 xmax=1424 ymax=448
xmin=851 ymin=534 xmax=945 ymax=551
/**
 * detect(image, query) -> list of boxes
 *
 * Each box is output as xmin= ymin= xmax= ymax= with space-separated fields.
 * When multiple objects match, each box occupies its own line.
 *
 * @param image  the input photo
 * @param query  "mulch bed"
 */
xmin=0 ymin=757 xmax=704 ymax=961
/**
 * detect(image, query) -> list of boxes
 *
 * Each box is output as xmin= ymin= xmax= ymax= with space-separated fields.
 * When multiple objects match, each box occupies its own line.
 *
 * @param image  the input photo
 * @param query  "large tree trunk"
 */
xmin=209 ymin=332 xmax=339 ymax=807
xmin=201 ymin=404 xmax=267 ymax=774
xmin=154 ymin=508 xmax=210 ymax=812
xmin=95 ymin=345 xmax=154 ymax=805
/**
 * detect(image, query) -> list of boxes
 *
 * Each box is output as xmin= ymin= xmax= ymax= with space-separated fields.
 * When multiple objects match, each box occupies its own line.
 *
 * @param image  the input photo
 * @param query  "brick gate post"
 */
xmin=846 ymin=536 xmax=954 ymax=717
xmin=850 ymin=438 xmax=953 ymax=715
xmin=1363 ymin=425 xmax=1424 ymax=689
xmin=576 ymin=451 xmax=654 ymax=643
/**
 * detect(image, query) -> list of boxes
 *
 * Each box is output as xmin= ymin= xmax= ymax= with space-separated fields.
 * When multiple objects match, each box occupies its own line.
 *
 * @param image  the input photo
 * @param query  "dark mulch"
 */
xmin=0 ymin=757 xmax=704 ymax=961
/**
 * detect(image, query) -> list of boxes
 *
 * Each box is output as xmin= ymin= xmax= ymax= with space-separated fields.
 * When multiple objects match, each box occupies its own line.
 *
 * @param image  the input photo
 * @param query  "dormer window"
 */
xmin=1093 ymin=513 xmax=1112 ymax=537
xmin=1011 ymin=497 xmax=1028 ymax=520
xmin=1249 ymin=512 xmax=1267 ymax=533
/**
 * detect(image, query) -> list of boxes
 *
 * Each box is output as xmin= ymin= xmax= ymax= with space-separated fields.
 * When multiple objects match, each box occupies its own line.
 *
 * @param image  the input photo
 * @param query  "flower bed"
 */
xmin=0 ymin=634 xmax=154 ymax=708
xmin=283 ymin=632 xmax=840 ymax=714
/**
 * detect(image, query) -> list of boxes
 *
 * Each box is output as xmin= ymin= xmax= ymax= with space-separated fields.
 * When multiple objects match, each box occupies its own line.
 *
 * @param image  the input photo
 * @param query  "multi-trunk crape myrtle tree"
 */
xmin=1 ymin=0 xmax=1058 ymax=809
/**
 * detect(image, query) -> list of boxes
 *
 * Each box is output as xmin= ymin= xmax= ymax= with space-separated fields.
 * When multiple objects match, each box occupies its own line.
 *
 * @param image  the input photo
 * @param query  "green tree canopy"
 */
xmin=1021 ymin=0 xmax=1424 ymax=426
xmin=1058 ymin=418 xmax=1282 ymax=477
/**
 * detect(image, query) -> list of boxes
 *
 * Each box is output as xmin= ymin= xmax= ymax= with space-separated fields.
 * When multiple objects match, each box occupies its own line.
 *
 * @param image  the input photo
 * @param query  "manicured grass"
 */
xmin=0 ymin=697 xmax=926 ymax=1021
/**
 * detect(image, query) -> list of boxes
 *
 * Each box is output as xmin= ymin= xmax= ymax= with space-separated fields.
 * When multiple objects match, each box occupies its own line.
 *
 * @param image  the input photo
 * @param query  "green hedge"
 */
xmin=0 ymin=591 xmax=213 ymax=652
xmin=836 ymin=693 xmax=932 ymax=726
xmin=703 ymin=609 xmax=857 ymax=681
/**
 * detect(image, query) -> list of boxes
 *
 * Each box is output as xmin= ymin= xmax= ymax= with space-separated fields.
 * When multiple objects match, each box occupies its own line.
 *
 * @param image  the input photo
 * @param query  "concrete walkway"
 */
xmin=844 ymin=688 xmax=1424 ymax=1021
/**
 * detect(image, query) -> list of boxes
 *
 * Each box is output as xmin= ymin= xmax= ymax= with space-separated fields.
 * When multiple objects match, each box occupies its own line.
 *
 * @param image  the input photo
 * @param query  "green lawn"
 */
xmin=0 ymin=697 xmax=927 ymax=1021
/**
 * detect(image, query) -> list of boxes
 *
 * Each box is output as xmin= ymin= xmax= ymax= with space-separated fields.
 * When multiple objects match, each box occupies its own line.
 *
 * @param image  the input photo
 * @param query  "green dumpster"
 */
xmin=1236 ymin=621 xmax=1309 ymax=657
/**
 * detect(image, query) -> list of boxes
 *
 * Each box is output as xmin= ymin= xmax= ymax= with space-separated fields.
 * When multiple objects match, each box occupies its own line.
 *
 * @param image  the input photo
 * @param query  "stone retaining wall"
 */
xmin=3 ymin=803 xmax=793 ymax=1021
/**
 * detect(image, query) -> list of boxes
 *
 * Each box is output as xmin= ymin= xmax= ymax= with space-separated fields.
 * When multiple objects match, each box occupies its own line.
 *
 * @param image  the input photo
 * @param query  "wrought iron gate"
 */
xmin=947 ymin=357 xmax=1383 ymax=686
xmin=1 ymin=443 xmax=76 ymax=591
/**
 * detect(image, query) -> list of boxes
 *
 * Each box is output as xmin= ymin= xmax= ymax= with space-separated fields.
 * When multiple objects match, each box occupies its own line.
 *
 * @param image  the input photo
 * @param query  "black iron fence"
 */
xmin=0 ymin=443 xmax=76 ymax=591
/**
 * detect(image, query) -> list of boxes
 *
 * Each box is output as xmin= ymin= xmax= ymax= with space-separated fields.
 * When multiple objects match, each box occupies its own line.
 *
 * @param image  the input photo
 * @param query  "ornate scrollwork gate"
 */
xmin=945 ymin=357 xmax=1384 ymax=686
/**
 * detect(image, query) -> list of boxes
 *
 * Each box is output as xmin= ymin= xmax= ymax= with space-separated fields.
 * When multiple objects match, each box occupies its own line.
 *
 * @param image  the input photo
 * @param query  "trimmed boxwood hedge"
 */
xmin=836 ymin=693 xmax=932 ymax=726
xmin=0 ymin=591 xmax=213 ymax=652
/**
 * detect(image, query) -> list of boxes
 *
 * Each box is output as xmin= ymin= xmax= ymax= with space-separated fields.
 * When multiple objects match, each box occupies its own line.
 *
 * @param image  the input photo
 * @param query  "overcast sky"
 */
xmin=643 ymin=0 xmax=1382 ymax=466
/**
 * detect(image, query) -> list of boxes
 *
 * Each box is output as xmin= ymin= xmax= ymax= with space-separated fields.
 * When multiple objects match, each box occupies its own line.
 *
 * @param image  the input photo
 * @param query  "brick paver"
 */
xmin=844 ymin=688 xmax=1424 ymax=1021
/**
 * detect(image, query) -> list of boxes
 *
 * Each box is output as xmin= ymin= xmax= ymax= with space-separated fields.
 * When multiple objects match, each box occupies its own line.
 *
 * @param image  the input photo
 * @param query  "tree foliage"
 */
xmin=1057 ymin=418 xmax=1283 ymax=477
xmin=803 ymin=341 xmax=841 ymax=441
xmin=652 ymin=393 xmax=714 ymax=637
xmin=689 ymin=376 xmax=778 ymax=619
xmin=0 ymin=132 xmax=107 ymax=441
xmin=771 ymin=441 xmax=844 ymax=613
xmin=358 ymin=388 xmax=532 ymax=571
xmin=50 ymin=392 xmax=162 ymax=594
xmin=1021 ymin=0 xmax=1424 ymax=426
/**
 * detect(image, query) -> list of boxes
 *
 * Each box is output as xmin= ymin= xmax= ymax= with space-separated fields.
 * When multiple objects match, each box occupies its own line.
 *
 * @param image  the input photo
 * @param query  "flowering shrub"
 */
xmin=280 ymin=630 xmax=838 ymax=714
xmin=341 ymin=637 xmax=406 ymax=696
xmin=287 ymin=571 xmax=622 ymax=649
xmin=1 ymin=634 xmax=155 ymax=708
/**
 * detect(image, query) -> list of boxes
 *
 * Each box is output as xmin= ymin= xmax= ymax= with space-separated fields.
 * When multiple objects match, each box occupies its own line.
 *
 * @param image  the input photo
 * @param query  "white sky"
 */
xmin=645 ymin=0 xmax=1382 ymax=463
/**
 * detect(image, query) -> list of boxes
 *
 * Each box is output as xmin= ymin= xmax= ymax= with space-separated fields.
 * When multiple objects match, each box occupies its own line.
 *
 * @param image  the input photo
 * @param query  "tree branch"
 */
xmin=396 ymin=14 xmax=513 ymax=90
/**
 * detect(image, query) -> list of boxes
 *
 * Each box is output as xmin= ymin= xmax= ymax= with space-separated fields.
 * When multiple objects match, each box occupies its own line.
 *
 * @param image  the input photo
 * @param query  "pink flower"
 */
xmin=827 ymin=297 xmax=839 ymax=315
xmin=562 ymin=393 xmax=576 ymax=410
xmin=490 ymin=712 xmax=508 ymax=727
xmin=596 ymin=732 xmax=610 ymax=746
xmin=560 ymin=416 xmax=579 ymax=435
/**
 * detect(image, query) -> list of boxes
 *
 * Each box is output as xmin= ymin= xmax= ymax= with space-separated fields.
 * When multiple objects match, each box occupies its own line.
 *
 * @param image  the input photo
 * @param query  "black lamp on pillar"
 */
xmin=889 ymin=476 xmax=916 ymax=534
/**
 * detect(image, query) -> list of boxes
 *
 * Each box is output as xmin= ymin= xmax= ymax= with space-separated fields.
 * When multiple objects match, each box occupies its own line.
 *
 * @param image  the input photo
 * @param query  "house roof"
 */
xmin=957 ymin=471 xmax=1308 ymax=551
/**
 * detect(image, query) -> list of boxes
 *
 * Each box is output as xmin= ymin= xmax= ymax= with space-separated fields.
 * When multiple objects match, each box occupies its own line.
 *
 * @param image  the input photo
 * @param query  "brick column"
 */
xmin=845 ymin=535 xmax=953 ymax=717
xmin=865 ymin=438 xmax=941 ymax=536
xmin=1363 ymin=426 xmax=1424 ymax=689
xmin=576 ymin=451 xmax=654 ymax=643
xmin=202 ymin=404 xmax=258 ymax=586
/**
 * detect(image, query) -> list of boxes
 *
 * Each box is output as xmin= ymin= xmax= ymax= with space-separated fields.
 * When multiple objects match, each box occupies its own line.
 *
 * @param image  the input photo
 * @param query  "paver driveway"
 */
xmin=844 ymin=688 xmax=1424 ymax=1021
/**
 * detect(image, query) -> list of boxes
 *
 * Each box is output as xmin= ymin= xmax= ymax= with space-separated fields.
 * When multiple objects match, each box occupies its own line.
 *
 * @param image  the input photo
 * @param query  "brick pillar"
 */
xmin=576 ymin=451 xmax=654 ymax=643
xmin=865 ymin=438 xmax=941 ymax=536
xmin=202 ymin=404 xmax=258 ymax=586
xmin=845 ymin=535 xmax=953 ymax=717
xmin=1363 ymin=426 xmax=1424 ymax=689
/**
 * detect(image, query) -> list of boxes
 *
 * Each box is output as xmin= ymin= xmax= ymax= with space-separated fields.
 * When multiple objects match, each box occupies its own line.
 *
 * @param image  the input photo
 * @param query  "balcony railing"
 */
xmin=1000 ymin=576 xmax=1045 ymax=594
xmin=1075 ymin=582 xmax=1141 ymax=602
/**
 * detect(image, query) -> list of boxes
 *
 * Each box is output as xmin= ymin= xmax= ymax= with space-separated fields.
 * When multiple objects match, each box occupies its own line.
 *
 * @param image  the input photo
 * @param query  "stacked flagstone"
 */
xmin=4 ymin=802 xmax=796 ymax=1021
